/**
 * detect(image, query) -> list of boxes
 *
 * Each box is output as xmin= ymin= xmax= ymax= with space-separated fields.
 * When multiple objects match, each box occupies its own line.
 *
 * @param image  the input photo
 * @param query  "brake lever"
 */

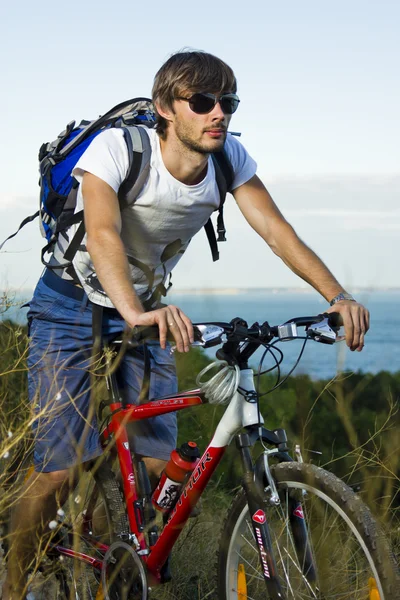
xmin=169 ymin=324 xmax=225 ymax=353
xmin=307 ymin=316 xmax=337 ymax=344
xmin=191 ymin=324 xmax=225 ymax=348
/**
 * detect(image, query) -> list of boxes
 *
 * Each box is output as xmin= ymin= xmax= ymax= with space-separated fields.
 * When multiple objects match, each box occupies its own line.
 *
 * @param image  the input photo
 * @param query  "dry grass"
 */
xmin=0 ymin=313 xmax=399 ymax=599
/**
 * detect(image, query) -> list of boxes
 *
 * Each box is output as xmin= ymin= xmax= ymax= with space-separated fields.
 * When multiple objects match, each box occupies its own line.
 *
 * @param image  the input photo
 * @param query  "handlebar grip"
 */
xmin=131 ymin=325 xmax=160 ymax=342
xmin=131 ymin=325 xmax=203 ymax=343
xmin=324 ymin=312 xmax=343 ymax=330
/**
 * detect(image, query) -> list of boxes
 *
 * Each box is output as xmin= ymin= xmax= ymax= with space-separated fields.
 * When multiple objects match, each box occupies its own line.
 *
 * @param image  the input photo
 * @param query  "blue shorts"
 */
xmin=27 ymin=272 xmax=178 ymax=472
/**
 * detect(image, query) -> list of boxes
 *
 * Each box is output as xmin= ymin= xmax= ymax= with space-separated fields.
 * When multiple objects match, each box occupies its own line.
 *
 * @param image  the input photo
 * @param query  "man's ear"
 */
xmin=155 ymin=101 xmax=174 ymax=123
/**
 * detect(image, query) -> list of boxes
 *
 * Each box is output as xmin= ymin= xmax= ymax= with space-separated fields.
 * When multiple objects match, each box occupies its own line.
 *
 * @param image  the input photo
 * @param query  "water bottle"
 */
xmin=152 ymin=442 xmax=200 ymax=514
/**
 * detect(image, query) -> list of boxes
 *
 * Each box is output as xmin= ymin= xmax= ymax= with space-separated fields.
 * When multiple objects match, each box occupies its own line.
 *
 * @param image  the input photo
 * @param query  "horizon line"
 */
xmin=2 ymin=285 xmax=400 ymax=297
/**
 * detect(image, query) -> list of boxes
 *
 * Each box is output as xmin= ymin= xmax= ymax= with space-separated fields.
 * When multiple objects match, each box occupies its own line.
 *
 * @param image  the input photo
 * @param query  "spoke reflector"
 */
xmin=369 ymin=577 xmax=381 ymax=600
xmin=237 ymin=563 xmax=247 ymax=599
xmin=96 ymin=585 xmax=105 ymax=599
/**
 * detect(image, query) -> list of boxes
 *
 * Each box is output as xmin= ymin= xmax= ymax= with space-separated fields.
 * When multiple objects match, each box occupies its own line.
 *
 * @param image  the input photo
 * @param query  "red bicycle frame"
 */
xmin=44 ymin=356 xmax=264 ymax=591
xmin=34 ymin=315 xmax=358 ymax=597
xmin=101 ymin=390 xmax=229 ymax=582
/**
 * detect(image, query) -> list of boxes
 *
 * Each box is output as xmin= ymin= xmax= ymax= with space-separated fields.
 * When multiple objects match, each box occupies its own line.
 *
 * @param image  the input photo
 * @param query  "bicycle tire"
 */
xmin=217 ymin=461 xmax=400 ymax=599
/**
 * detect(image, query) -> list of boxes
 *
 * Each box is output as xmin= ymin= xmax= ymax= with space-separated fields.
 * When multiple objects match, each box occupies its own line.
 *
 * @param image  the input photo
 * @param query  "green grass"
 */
xmin=0 ymin=318 xmax=399 ymax=598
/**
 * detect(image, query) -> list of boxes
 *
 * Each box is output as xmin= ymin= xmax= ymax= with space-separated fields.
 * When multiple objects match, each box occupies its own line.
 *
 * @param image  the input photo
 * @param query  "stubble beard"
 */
xmin=174 ymin=119 xmax=227 ymax=156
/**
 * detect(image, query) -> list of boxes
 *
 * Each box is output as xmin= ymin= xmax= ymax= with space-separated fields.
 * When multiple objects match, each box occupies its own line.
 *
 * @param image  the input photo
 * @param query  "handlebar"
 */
xmin=127 ymin=312 xmax=342 ymax=349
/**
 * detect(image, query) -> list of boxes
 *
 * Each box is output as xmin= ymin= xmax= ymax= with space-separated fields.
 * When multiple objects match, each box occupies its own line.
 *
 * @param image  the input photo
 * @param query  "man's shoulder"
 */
xmin=222 ymin=133 xmax=257 ymax=190
xmin=224 ymin=132 xmax=246 ymax=152
xmin=223 ymin=133 xmax=250 ymax=168
xmin=95 ymin=126 xmax=156 ymax=149
xmin=97 ymin=127 xmax=125 ymax=143
xmin=86 ymin=126 xmax=158 ymax=168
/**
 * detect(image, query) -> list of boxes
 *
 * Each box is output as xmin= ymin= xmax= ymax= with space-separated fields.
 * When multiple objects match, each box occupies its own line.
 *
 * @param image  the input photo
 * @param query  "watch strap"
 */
xmin=329 ymin=292 xmax=356 ymax=306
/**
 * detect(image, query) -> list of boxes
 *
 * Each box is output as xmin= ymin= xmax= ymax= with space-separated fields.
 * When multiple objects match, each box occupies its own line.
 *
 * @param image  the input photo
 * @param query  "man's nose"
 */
xmin=210 ymin=100 xmax=225 ymax=120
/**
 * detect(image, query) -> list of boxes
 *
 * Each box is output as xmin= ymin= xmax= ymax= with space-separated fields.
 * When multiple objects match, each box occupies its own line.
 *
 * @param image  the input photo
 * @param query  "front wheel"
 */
xmin=217 ymin=461 xmax=399 ymax=599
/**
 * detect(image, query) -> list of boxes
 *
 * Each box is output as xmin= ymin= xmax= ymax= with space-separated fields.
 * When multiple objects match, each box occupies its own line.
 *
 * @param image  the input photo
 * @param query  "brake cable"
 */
xmin=258 ymin=336 xmax=309 ymax=397
xmin=252 ymin=334 xmax=310 ymax=434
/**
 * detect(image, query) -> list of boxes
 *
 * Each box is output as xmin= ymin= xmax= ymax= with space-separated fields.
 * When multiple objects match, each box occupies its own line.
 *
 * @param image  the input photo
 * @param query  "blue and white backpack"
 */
xmin=1 ymin=97 xmax=234 ymax=268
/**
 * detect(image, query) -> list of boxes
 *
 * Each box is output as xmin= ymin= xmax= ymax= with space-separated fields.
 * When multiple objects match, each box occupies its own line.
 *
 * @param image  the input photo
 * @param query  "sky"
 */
xmin=0 ymin=0 xmax=399 ymax=294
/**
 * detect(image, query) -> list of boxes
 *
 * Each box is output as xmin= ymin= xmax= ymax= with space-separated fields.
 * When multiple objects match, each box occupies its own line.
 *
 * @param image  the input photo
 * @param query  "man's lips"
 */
xmin=205 ymin=128 xmax=225 ymax=137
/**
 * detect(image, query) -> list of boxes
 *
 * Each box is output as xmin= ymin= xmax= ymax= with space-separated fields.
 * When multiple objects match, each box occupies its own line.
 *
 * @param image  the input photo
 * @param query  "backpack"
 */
xmin=0 ymin=97 xmax=234 ymax=272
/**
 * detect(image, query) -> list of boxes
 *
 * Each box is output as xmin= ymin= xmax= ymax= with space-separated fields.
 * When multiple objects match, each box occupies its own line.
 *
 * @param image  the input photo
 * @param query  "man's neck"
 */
xmin=159 ymin=133 xmax=209 ymax=186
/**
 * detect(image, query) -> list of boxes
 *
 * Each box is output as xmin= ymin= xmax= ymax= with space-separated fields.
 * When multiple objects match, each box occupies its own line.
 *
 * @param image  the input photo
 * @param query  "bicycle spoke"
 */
xmin=219 ymin=462 xmax=397 ymax=599
xmin=282 ymin=546 xmax=318 ymax=598
xmin=275 ymin=542 xmax=295 ymax=598
xmin=240 ymin=530 xmax=258 ymax=554
xmin=233 ymin=549 xmax=265 ymax=581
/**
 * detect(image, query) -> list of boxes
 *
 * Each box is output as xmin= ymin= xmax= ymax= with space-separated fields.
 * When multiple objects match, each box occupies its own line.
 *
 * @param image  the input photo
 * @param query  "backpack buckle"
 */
xmin=122 ymin=112 xmax=139 ymax=126
xmin=217 ymin=228 xmax=227 ymax=242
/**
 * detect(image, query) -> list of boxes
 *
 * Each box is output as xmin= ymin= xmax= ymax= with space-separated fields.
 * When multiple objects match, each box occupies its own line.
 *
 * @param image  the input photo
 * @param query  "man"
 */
xmin=3 ymin=50 xmax=369 ymax=598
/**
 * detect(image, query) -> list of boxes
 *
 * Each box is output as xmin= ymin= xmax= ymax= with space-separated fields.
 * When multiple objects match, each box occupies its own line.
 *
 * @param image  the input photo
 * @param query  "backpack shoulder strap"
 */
xmin=118 ymin=125 xmax=152 ymax=209
xmin=212 ymin=149 xmax=234 ymax=199
xmin=57 ymin=125 xmax=152 ymax=268
xmin=205 ymin=149 xmax=234 ymax=261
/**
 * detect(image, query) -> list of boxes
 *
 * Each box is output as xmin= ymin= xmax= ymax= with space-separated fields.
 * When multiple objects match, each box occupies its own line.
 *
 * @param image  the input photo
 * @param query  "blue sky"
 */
xmin=1 ymin=0 xmax=399 ymax=292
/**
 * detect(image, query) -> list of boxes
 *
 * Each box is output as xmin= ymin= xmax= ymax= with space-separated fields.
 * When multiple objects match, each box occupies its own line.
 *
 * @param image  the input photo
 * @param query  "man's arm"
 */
xmin=82 ymin=172 xmax=193 ymax=352
xmin=233 ymin=174 xmax=370 ymax=351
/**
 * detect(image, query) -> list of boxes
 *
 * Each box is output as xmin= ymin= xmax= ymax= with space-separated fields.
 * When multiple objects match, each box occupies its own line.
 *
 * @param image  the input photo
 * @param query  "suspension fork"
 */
xmin=254 ymin=446 xmax=317 ymax=583
xmin=236 ymin=433 xmax=285 ymax=600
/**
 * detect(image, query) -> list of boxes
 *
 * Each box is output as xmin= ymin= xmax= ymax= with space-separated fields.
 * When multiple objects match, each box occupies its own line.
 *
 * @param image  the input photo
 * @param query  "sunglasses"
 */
xmin=177 ymin=92 xmax=240 ymax=115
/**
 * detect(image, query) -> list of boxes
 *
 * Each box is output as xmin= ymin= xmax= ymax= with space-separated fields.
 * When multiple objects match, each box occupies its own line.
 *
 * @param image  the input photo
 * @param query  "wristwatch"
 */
xmin=329 ymin=292 xmax=356 ymax=306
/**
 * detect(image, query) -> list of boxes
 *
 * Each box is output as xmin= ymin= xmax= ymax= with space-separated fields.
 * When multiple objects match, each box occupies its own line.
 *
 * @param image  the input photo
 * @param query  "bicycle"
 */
xmin=2 ymin=312 xmax=399 ymax=599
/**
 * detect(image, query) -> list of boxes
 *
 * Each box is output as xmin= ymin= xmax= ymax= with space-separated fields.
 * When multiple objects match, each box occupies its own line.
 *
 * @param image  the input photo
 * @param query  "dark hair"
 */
xmin=152 ymin=50 xmax=237 ymax=138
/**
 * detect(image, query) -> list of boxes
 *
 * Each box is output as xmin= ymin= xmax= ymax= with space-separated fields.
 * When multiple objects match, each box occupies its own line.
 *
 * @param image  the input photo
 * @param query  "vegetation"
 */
xmin=0 ymin=317 xmax=399 ymax=598
xmin=176 ymin=348 xmax=400 ymax=508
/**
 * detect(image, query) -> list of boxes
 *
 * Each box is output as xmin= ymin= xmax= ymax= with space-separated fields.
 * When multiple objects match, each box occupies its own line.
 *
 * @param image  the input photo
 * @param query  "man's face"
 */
xmin=169 ymin=92 xmax=233 ymax=154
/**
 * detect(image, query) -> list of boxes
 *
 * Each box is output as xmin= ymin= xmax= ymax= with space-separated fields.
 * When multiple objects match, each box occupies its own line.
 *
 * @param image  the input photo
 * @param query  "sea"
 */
xmin=2 ymin=289 xmax=399 ymax=381
xmin=168 ymin=290 xmax=400 ymax=380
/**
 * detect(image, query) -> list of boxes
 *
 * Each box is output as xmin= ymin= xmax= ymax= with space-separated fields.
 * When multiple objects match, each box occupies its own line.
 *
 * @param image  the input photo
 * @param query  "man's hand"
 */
xmin=128 ymin=305 xmax=194 ymax=353
xmin=326 ymin=301 xmax=370 ymax=352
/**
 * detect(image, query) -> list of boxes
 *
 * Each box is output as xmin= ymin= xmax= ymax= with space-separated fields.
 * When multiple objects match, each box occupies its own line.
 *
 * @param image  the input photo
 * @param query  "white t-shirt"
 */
xmin=52 ymin=127 xmax=257 ymax=307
